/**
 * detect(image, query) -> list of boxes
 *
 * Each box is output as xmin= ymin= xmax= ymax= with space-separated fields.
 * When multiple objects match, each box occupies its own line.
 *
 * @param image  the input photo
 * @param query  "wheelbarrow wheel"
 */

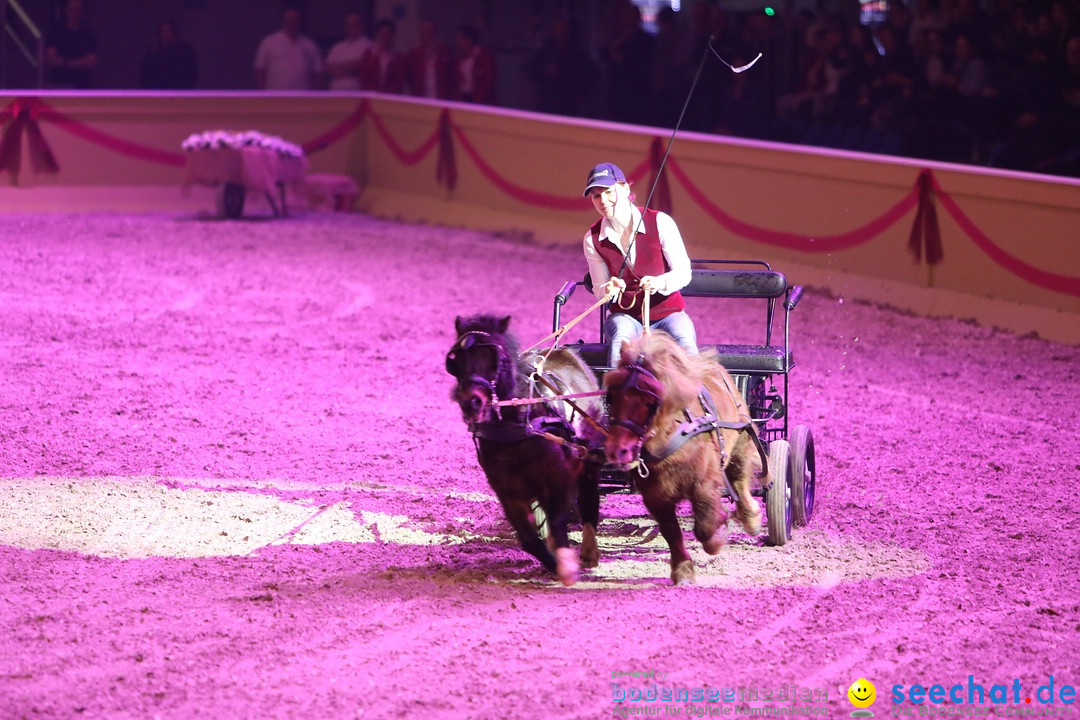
xmin=217 ymin=182 xmax=246 ymax=219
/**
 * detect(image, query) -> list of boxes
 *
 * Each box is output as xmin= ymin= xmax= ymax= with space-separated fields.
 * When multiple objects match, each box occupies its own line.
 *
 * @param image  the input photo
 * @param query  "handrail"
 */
xmin=1 ymin=0 xmax=44 ymax=88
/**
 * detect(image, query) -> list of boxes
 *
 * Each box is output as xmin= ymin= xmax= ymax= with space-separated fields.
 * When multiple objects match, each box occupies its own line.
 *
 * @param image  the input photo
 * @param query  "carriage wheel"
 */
xmin=765 ymin=439 xmax=791 ymax=546
xmin=530 ymin=500 xmax=548 ymax=540
xmin=789 ymin=425 xmax=816 ymax=527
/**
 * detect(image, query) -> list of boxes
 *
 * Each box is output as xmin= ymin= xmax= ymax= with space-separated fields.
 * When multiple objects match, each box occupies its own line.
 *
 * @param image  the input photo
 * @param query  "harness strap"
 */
xmin=641 ymin=385 xmax=770 ymax=506
xmin=532 ymin=372 xmax=610 ymax=440
xmin=710 ymin=373 xmax=770 ymax=480
xmin=471 ymin=416 xmax=589 ymax=460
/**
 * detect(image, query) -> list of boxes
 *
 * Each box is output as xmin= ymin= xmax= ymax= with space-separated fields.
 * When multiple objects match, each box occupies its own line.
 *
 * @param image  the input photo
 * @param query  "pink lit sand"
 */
xmin=0 ymin=211 xmax=1077 ymax=719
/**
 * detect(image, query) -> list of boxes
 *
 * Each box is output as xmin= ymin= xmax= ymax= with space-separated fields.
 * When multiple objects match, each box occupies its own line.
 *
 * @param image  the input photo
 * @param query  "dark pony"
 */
xmin=603 ymin=332 xmax=766 ymax=586
xmin=446 ymin=314 xmax=604 ymax=585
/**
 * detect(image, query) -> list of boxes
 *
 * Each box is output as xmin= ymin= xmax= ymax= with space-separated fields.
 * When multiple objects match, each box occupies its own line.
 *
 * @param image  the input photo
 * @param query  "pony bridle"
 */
xmin=606 ymin=364 xmax=661 ymax=452
xmin=445 ymin=330 xmax=511 ymax=417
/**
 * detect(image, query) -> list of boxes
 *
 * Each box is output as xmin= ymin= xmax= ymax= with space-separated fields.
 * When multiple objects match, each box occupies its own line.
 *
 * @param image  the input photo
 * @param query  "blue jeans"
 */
xmin=605 ymin=311 xmax=699 ymax=367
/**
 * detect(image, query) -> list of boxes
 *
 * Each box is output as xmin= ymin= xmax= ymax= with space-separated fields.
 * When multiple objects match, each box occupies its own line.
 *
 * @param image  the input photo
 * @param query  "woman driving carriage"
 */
xmin=581 ymin=162 xmax=699 ymax=367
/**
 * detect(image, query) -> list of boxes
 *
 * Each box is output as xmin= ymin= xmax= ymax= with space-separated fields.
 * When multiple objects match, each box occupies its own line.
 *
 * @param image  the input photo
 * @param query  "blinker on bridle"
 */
xmin=607 ymin=364 xmax=661 ymax=438
xmin=446 ymin=330 xmax=512 ymax=411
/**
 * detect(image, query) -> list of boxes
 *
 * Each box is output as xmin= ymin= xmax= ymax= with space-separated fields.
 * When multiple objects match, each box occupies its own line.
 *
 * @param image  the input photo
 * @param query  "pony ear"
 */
xmin=497 ymin=315 xmax=511 ymax=333
xmin=454 ymin=315 xmax=466 ymax=334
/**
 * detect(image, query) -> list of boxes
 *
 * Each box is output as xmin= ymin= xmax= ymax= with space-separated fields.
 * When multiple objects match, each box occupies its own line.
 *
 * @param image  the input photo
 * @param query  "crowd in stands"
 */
xmin=250 ymin=8 xmax=495 ymax=104
xmin=39 ymin=0 xmax=1080 ymax=179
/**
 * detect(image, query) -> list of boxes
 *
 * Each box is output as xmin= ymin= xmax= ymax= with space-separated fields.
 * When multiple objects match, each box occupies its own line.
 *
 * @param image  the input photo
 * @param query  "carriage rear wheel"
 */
xmin=765 ymin=439 xmax=792 ymax=546
xmin=789 ymin=425 xmax=816 ymax=527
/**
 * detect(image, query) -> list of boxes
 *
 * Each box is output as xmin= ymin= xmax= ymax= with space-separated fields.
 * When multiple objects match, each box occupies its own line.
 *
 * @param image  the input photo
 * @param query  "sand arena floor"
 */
xmin=0 ymin=211 xmax=1077 ymax=719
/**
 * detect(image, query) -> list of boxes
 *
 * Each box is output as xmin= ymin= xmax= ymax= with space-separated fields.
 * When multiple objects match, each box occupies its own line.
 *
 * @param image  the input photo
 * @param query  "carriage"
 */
xmin=446 ymin=259 xmax=818 ymax=584
xmin=549 ymin=258 xmax=817 ymax=547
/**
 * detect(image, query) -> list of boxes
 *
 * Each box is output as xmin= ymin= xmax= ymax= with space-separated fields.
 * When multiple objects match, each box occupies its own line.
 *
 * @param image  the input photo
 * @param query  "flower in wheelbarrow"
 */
xmin=848 ymin=678 xmax=877 ymax=715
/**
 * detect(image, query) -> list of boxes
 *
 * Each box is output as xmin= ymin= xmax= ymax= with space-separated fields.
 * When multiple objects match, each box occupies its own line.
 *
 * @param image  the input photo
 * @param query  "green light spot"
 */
xmin=765 ymin=6 xmax=775 ymax=15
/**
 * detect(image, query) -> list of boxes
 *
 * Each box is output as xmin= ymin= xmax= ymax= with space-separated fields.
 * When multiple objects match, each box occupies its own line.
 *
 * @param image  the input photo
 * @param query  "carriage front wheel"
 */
xmin=765 ymin=439 xmax=792 ymax=546
xmin=789 ymin=425 xmax=816 ymax=527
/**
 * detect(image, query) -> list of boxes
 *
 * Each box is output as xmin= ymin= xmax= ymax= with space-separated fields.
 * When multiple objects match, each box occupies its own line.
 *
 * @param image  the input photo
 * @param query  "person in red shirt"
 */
xmin=581 ymin=162 xmax=698 ymax=367
xmin=453 ymin=25 xmax=496 ymax=104
xmin=358 ymin=19 xmax=406 ymax=93
xmin=406 ymin=19 xmax=454 ymax=99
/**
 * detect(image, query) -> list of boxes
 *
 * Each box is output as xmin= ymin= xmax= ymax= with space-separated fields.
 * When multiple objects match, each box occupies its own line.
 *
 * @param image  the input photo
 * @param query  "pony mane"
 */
xmin=620 ymin=333 xmax=720 ymax=418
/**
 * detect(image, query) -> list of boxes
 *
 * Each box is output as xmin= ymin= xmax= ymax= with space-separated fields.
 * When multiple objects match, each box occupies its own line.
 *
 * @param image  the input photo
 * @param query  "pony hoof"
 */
xmin=580 ymin=524 xmax=599 ymax=568
xmin=738 ymin=507 xmax=762 ymax=535
xmin=671 ymin=560 xmax=696 ymax=586
xmin=556 ymin=547 xmax=580 ymax=587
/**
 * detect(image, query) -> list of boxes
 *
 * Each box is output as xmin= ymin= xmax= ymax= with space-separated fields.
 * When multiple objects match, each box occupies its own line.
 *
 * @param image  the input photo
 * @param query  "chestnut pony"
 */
xmin=603 ymin=332 xmax=766 ymax=585
xmin=446 ymin=314 xmax=604 ymax=586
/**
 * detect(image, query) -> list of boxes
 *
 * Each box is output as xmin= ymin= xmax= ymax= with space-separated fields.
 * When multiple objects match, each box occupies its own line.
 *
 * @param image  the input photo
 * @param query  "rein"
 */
xmin=450 ymin=328 xmax=607 ymax=453
xmin=521 ymin=290 xmax=615 ymax=356
xmin=530 ymin=371 xmax=611 ymax=441
xmin=492 ymin=389 xmax=606 ymax=408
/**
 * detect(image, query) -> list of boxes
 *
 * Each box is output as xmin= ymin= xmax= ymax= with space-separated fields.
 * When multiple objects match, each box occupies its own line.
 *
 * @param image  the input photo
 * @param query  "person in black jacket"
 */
xmin=139 ymin=19 xmax=198 ymax=89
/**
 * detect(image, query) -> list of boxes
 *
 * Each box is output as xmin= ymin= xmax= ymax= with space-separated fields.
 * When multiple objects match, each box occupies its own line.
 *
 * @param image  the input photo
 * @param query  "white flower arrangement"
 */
xmin=181 ymin=130 xmax=305 ymax=159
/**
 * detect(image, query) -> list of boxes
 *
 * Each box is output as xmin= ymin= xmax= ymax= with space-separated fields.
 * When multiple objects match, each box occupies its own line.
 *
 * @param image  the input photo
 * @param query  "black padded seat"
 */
xmin=708 ymin=344 xmax=793 ymax=374
xmin=558 ymin=341 xmax=792 ymax=375
xmin=682 ymin=269 xmax=788 ymax=299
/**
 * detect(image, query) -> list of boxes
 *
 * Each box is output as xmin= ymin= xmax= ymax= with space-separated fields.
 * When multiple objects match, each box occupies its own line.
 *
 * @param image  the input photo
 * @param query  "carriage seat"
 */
xmin=562 ymin=342 xmax=791 ymax=375
xmin=553 ymin=264 xmax=799 ymax=377
xmin=683 ymin=268 xmax=795 ymax=375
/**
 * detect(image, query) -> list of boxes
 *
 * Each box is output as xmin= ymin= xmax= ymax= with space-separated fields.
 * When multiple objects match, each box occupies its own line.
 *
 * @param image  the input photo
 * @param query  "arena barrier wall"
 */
xmin=1 ymin=92 xmax=1078 ymax=345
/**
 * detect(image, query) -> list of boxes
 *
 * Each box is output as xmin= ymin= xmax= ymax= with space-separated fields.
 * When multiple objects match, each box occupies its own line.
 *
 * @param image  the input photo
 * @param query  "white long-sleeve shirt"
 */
xmin=582 ymin=205 xmax=692 ymax=300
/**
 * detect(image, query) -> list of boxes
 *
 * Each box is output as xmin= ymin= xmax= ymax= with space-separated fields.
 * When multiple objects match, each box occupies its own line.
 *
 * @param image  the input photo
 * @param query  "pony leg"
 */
xmin=691 ymin=488 xmax=729 ymax=555
xmin=504 ymin=498 xmax=558 ymax=573
xmin=689 ymin=445 xmax=729 ymax=555
xmin=728 ymin=453 xmax=762 ymax=535
xmin=539 ymin=494 xmax=580 ymax=587
xmin=577 ymin=465 xmax=601 ymax=568
xmin=643 ymin=495 xmax=695 ymax=586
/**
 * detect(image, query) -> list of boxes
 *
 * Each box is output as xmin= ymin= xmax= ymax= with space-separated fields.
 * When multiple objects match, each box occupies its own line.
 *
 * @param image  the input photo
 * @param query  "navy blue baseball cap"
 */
xmin=583 ymin=162 xmax=626 ymax=197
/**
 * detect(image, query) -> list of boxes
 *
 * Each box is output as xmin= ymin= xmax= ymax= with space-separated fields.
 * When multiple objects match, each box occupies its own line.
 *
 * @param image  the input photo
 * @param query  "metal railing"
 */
xmin=1 ymin=0 xmax=44 ymax=88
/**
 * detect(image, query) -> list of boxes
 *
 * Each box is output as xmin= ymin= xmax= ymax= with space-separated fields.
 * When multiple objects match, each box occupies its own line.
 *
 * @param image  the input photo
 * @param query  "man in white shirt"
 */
xmin=254 ymin=7 xmax=322 ymax=90
xmin=325 ymin=11 xmax=372 ymax=91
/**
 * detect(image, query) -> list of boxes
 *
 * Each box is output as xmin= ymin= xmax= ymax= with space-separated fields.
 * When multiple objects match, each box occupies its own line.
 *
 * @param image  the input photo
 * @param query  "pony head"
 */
xmin=602 ymin=333 xmax=705 ymax=467
xmin=447 ymin=314 xmax=520 ymax=425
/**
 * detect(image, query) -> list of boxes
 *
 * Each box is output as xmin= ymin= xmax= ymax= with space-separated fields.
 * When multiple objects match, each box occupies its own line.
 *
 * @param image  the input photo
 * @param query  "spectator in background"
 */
xmin=601 ymin=0 xmax=654 ymax=125
xmin=867 ymin=23 xmax=920 ymax=138
xmin=358 ymin=19 xmax=406 ymax=93
xmin=406 ymin=19 xmax=454 ymax=99
xmin=940 ymin=32 xmax=989 ymax=98
xmin=523 ymin=14 xmax=592 ymax=116
xmin=686 ymin=1 xmax=732 ymax=133
xmin=649 ymin=7 xmax=692 ymax=127
xmin=44 ymin=0 xmax=97 ymax=89
xmin=254 ymin=6 xmax=322 ymax=90
xmin=325 ymin=11 xmax=372 ymax=91
xmin=454 ymin=25 xmax=496 ymax=104
xmin=139 ymin=19 xmax=198 ymax=89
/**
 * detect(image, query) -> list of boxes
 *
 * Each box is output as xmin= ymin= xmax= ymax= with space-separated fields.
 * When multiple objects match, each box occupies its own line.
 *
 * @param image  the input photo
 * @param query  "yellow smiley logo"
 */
xmin=848 ymin=678 xmax=877 ymax=709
